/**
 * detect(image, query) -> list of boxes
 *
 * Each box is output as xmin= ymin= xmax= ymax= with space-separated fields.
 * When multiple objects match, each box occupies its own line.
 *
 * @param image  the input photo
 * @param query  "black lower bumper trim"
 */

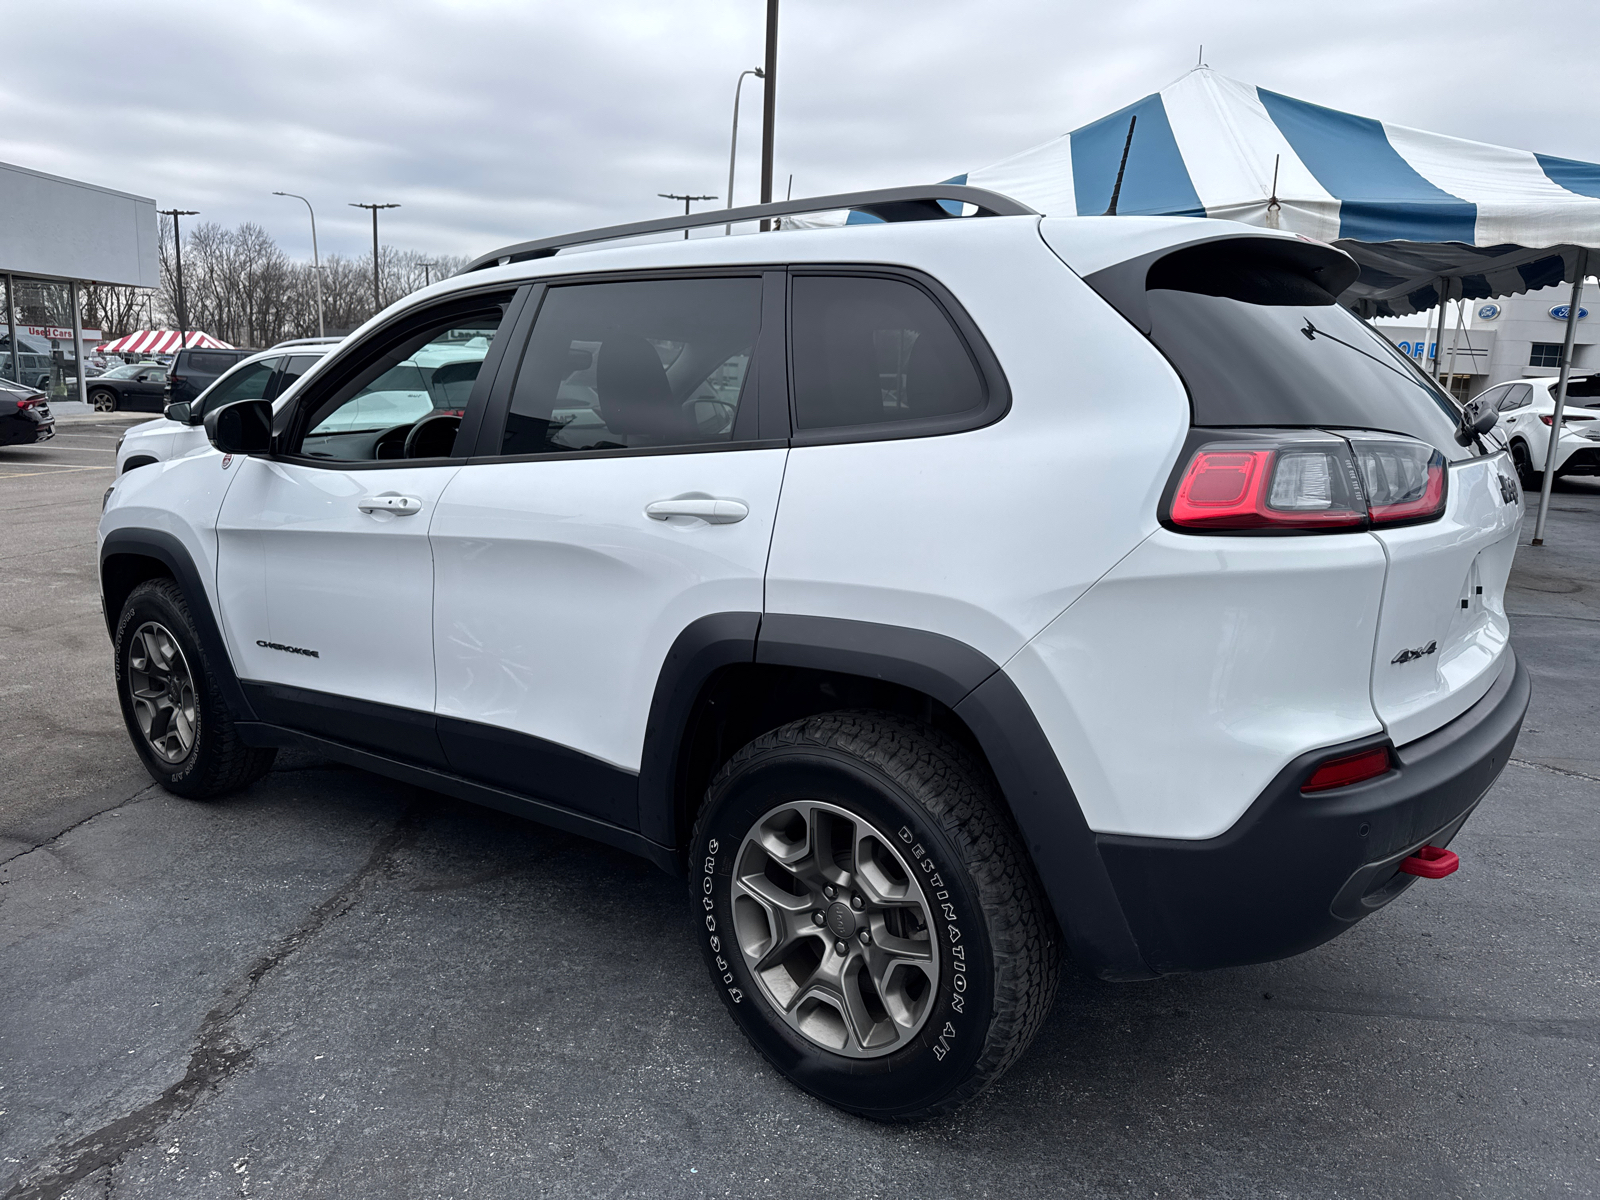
xmin=1095 ymin=651 xmax=1531 ymax=973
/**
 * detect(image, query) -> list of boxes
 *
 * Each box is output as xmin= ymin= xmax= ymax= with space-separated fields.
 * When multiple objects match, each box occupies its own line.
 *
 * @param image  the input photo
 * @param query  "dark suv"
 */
xmin=166 ymin=347 xmax=251 ymax=406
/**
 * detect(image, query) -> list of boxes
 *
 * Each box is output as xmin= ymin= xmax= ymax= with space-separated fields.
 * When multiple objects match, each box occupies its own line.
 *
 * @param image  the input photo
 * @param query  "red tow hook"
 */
xmin=1398 ymin=845 xmax=1459 ymax=879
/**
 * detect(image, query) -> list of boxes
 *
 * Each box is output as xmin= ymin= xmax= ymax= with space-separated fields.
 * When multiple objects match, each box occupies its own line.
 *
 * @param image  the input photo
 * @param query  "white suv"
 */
xmin=115 ymin=341 xmax=341 ymax=474
xmin=98 ymin=187 xmax=1531 ymax=1120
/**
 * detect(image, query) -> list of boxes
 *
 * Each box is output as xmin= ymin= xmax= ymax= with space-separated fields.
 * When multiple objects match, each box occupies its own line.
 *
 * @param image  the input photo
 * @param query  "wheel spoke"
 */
xmin=125 ymin=621 xmax=196 ymax=764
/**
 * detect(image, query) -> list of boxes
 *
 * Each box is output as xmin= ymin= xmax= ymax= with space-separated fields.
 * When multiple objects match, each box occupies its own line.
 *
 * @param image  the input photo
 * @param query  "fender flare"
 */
xmin=638 ymin=611 xmax=1152 ymax=980
xmin=99 ymin=527 xmax=256 ymax=722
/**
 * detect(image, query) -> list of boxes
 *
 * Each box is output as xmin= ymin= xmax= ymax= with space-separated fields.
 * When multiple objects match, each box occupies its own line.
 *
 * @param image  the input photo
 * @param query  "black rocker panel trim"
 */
xmin=752 ymin=613 xmax=1154 ymax=981
xmin=241 ymin=680 xmax=449 ymax=769
xmin=436 ymin=714 xmax=638 ymax=829
xmin=1095 ymin=651 xmax=1530 ymax=973
xmin=100 ymin=529 xmax=256 ymax=722
xmin=239 ymin=680 xmax=643 ymax=829
xmin=236 ymin=722 xmax=674 ymax=873
xmin=636 ymin=612 xmax=762 ymax=847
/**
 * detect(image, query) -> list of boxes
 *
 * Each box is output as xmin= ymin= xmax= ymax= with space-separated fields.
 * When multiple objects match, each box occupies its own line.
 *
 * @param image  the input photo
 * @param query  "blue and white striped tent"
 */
xmin=844 ymin=69 xmax=1600 ymax=316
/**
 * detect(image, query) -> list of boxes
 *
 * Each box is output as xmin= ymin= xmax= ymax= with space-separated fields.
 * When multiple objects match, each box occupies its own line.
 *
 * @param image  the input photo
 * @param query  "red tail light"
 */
xmin=1540 ymin=413 xmax=1596 ymax=426
xmin=1301 ymin=745 xmax=1391 ymax=793
xmin=14 ymin=395 xmax=42 ymax=410
xmin=1167 ymin=433 xmax=1447 ymax=533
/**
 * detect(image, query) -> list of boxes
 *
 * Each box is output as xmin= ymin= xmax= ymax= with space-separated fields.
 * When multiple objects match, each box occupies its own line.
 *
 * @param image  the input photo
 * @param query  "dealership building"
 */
xmin=1372 ymin=281 xmax=1596 ymax=403
xmin=1 ymin=159 xmax=159 ymax=403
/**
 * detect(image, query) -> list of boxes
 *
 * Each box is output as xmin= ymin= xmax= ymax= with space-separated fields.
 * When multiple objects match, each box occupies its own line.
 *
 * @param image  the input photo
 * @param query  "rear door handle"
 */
xmin=645 ymin=497 xmax=748 ymax=524
xmin=359 ymin=494 xmax=423 ymax=516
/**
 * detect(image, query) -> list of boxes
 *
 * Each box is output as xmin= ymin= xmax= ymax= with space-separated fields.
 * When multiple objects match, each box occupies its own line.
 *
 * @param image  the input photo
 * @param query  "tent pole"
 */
xmin=1430 ymin=277 xmax=1449 ymax=379
xmin=1531 ymin=248 xmax=1588 ymax=546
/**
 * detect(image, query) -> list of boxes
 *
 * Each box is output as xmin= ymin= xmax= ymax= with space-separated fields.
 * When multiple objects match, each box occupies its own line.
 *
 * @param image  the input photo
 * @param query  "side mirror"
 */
xmin=1454 ymin=400 xmax=1500 ymax=446
xmin=204 ymin=399 xmax=273 ymax=455
xmin=163 ymin=401 xmax=191 ymax=424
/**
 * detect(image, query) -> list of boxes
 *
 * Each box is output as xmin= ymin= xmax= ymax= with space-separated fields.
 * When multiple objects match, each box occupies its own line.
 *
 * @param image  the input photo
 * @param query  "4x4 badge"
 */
xmin=1391 ymin=640 xmax=1438 ymax=665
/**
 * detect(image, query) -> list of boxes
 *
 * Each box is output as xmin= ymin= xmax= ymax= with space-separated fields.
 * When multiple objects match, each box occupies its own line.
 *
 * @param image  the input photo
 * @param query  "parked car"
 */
xmin=0 ymin=377 xmax=54 ymax=446
xmin=87 ymin=363 xmax=170 ymax=412
xmin=0 ymin=351 xmax=57 ymax=390
xmin=165 ymin=347 xmax=253 ymax=407
xmin=99 ymin=187 xmax=1529 ymax=1120
xmin=1479 ymin=374 xmax=1600 ymax=487
xmin=116 ymin=346 xmax=334 ymax=473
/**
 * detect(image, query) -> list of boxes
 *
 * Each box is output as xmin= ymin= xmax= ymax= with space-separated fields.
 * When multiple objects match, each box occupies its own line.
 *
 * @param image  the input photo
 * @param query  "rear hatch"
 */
xmin=1056 ymin=226 xmax=1519 ymax=748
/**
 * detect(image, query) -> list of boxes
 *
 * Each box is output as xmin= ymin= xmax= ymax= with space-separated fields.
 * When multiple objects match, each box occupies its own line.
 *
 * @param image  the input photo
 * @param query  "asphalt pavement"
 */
xmin=2 ymin=445 xmax=1597 ymax=1199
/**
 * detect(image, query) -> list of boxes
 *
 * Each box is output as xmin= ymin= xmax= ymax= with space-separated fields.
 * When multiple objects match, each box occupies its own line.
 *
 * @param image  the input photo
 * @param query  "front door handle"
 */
xmin=359 ymin=494 xmax=423 ymax=516
xmin=645 ymin=497 xmax=748 ymax=524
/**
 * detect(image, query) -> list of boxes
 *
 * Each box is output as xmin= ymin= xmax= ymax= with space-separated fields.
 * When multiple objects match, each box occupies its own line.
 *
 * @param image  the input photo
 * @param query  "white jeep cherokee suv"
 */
xmin=98 ymin=187 xmax=1530 ymax=1120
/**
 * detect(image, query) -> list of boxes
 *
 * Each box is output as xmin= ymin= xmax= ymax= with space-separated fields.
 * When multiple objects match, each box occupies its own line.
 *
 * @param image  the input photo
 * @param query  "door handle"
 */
xmin=358 ymin=494 xmax=423 ymax=516
xmin=645 ymin=497 xmax=748 ymax=524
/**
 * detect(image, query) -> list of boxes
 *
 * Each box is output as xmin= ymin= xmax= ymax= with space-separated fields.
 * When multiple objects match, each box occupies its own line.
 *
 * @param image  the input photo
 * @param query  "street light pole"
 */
xmin=273 ymin=191 xmax=325 ymax=339
xmin=420 ymin=261 xmax=437 ymax=288
xmin=759 ymin=0 xmax=779 ymax=230
xmin=158 ymin=208 xmax=198 ymax=351
xmin=658 ymin=193 xmax=717 ymax=239
xmin=349 ymin=202 xmax=400 ymax=315
xmin=725 ymin=67 xmax=764 ymax=234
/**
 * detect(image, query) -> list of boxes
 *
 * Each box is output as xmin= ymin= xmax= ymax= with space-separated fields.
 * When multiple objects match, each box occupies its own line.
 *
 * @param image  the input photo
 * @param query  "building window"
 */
xmin=1530 ymin=342 xmax=1564 ymax=368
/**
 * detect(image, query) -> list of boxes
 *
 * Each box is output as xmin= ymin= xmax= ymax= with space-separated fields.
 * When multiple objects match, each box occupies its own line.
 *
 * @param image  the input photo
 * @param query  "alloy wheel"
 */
xmin=732 ymin=800 xmax=940 ymax=1058
xmin=127 ymin=621 xmax=197 ymax=763
xmin=92 ymin=392 xmax=114 ymax=412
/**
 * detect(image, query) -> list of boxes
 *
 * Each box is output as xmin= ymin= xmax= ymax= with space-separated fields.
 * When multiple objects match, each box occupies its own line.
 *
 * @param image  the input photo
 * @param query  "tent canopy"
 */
xmin=96 ymin=329 xmax=234 ymax=354
xmin=906 ymin=69 xmax=1600 ymax=316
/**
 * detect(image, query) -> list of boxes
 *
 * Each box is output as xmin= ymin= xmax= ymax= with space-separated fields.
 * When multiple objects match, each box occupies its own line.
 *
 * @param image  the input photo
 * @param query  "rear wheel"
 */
xmin=114 ymin=578 xmax=275 ymax=798
xmin=1512 ymin=440 xmax=1543 ymax=491
xmin=690 ymin=711 xmax=1059 ymax=1120
xmin=90 ymin=389 xmax=117 ymax=413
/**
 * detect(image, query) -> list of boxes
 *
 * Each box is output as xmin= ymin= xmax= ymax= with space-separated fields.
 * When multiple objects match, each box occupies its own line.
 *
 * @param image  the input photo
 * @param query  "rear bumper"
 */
xmin=1555 ymin=444 xmax=1600 ymax=475
xmin=1094 ymin=650 xmax=1530 ymax=973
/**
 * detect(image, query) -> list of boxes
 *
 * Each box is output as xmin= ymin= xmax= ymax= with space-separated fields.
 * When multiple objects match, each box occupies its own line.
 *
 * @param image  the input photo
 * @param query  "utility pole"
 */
xmin=658 ymin=193 xmax=717 ymax=239
xmin=158 ymin=208 xmax=198 ymax=350
xmin=420 ymin=261 xmax=437 ymax=288
xmin=725 ymin=67 xmax=764 ymax=234
xmin=273 ymin=192 xmax=325 ymax=338
xmin=349 ymin=202 xmax=400 ymax=314
xmin=759 ymin=0 xmax=779 ymax=230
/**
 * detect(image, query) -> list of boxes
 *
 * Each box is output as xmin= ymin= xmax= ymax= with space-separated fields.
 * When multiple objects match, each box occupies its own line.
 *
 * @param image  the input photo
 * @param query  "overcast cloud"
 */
xmin=3 ymin=0 xmax=1597 ymax=264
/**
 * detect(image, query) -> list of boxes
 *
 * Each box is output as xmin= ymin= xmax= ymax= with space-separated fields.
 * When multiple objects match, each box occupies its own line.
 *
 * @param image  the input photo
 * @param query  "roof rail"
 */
xmin=464 ymin=185 xmax=1036 ymax=274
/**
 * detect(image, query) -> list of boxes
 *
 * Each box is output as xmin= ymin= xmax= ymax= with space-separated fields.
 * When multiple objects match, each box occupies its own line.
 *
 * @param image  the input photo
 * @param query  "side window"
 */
xmin=199 ymin=358 xmax=280 ymax=416
xmin=1498 ymin=383 xmax=1533 ymax=412
xmin=296 ymin=301 xmax=507 ymax=462
xmin=500 ymin=277 xmax=761 ymax=456
xmin=269 ymin=354 xmax=322 ymax=399
xmin=789 ymin=274 xmax=985 ymax=432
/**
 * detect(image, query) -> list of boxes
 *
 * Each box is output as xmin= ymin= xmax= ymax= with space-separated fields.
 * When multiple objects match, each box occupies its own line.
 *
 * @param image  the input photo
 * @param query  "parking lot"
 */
xmin=2 ymin=430 xmax=1597 ymax=1199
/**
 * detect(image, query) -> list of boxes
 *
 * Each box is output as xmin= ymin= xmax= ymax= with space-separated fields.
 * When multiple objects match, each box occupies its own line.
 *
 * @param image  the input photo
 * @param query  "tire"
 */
xmin=90 ymin=389 xmax=117 ymax=413
xmin=690 ymin=711 xmax=1060 ymax=1120
xmin=113 ymin=578 xmax=275 ymax=798
xmin=1511 ymin=440 xmax=1543 ymax=491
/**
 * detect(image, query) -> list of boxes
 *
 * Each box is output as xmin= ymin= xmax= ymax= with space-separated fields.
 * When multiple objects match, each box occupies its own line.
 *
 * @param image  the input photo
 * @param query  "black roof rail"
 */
xmin=463 ymin=185 xmax=1036 ymax=274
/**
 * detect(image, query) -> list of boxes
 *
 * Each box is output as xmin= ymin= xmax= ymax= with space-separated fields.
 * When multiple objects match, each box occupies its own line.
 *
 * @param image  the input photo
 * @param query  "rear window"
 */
xmin=186 ymin=351 xmax=238 ymax=374
xmin=1137 ymin=240 xmax=1469 ymax=459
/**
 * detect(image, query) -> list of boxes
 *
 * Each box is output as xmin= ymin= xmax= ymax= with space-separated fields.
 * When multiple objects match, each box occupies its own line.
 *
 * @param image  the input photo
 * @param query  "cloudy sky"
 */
xmin=5 ymin=0 xmax=1598 ymax=265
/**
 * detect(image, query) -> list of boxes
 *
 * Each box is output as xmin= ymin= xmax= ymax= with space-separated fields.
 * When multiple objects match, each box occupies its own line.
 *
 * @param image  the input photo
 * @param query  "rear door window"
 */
xmin=789 ymin=275 xmax=985 ymax=433
xmin=497 ymin=277 xmax=762 ymax=455
xmin=201 ymin=359 xmax=280 ymax=416
xmin=1497 ymin=383 xmax=1533 ymax=412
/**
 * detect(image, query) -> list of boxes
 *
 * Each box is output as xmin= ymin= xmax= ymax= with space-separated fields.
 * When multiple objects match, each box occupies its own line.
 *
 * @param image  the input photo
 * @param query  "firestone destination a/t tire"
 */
xmin=113 ymin=577 xmax=276 ymax=799
xmin=690 ymin=711 xmax=1060 ymax=1120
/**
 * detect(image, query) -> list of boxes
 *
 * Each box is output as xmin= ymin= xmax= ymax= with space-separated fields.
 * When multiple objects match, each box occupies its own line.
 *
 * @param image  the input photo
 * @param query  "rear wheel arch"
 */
xmin=639 ymin=612 xmax=1152 ymax=980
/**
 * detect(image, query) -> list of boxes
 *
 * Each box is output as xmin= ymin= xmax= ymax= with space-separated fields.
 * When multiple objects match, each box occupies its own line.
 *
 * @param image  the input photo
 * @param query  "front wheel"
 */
xmin=1511 ymin=440 xmax=1545 ymax=491
xmin=90 ymin=389 xmax=117 ymax=413
xmin=690 ymin=711 xmax=1060 ymax=1120
xmin=113 ymin=578 xmax=275 ymax=798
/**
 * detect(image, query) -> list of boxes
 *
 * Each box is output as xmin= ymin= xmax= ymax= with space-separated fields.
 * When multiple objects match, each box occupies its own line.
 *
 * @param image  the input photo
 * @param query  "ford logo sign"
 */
xmin=1550 ymin=304 xmax=1589 ymax=321
xmin=1477 ymin=303 xmax=1501 ymax=319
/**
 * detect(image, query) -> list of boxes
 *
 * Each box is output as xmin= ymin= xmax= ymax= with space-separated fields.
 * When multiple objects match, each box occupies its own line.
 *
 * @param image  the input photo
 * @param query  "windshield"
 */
xmin=101 ymin=364 xmax=147 ymax=380
xmin=1145 ymin=289 xmax=1470 ymax=460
